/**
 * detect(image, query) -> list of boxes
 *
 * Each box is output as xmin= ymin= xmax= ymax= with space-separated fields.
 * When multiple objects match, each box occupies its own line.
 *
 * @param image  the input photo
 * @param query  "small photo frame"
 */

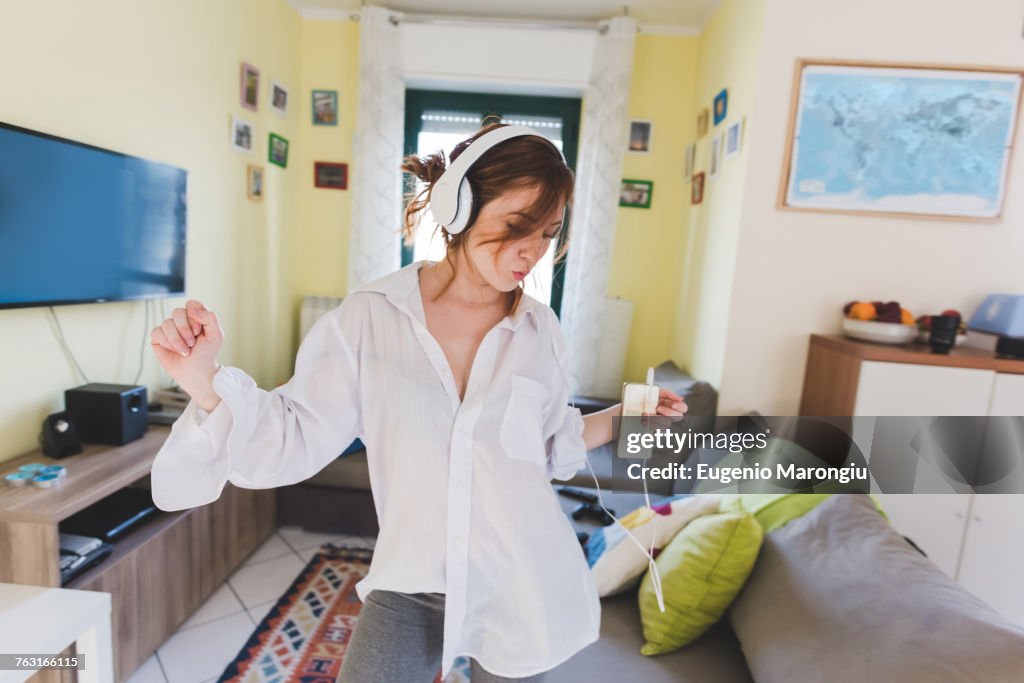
xmin=314 ymin=161 xmax=348 ymax=190
xmin=270 ymin=80 xmax=289 ymax=117
xmin=241 ymin=62 xmax=260 ymax=111
xmin=312 ymin=89 xmax=338 ymax=126
xmin=684 ymin=143 xmax=696 ymax=182
xmin=628 ymin=119 xmax=653 ymax=153
xmin=725 ymin=118 xmax=744 ymax=159
xmin=269 ymin=133 xmax=289 ymax=168
xmin=231 ymin=115 xmax=254 ymax=153
xmin=697 ymin=108 xmax=709 ymax=138
xmin=247 ymin=163 xmax=264 ymax=201
xmin=691 ymin=172 xmax=706 ymax=205
xmin=619 ymin=179 xmax=653 ymax=209
xmin=713 ymin=89 xmax=728 ymax=126
xmin=710 ymin=135 xmax=722 ymax=179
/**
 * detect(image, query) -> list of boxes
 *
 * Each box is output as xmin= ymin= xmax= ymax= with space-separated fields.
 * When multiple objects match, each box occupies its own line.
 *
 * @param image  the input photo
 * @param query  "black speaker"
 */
xmin=995 ymin=336 xmax=1024 ymax=360
xmin=64 ymin=383 xmax=149 ymax=445
xmin=41 ymin=410 xmax=83 ymax=458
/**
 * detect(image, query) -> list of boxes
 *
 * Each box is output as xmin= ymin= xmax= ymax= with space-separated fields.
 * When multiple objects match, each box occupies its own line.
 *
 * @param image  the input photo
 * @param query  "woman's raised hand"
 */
xmin=150 ymin=299 xmax=224 ymax=410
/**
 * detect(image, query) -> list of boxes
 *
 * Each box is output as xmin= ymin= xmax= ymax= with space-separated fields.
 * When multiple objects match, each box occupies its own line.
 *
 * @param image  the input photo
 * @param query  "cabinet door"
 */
xmin=988 ymin=373 xmax=1024 ymax=416
xmin=874 ymin=494 xmax=969 ymax=578
xmin=957 ymin=494 xmax=1024 ymax=626
xmin=854 ymin=361 xmax=995 ymax=416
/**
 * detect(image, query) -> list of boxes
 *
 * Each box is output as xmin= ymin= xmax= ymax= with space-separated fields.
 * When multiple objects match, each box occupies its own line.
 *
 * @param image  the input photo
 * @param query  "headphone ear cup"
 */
xmin=446 ymin=176 xmax=475 ymax=235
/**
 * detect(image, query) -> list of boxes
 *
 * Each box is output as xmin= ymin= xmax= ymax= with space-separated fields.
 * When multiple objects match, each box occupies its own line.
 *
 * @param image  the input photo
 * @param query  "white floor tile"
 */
xmin=123 ymin=653 xmax=167 ymax=683
xmin=241 ymin=532 xmax=295 ymax=567
xmin=246 ymin=598 xmax=279 ymax=625
xmin=158 ymin=611 xmax=254 ymax=683
xmin=227 ymin=552 xmax=305 ymax=608
xmin=277 ymin=525 xmax=368 ymax=552
xmin=178 ymin=583 xmax=245 ymax=631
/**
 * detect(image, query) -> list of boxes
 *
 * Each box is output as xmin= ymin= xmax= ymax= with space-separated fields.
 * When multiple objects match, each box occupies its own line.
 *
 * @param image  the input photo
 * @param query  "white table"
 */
xmin=0 ymin=582 xmax=112 ymax=683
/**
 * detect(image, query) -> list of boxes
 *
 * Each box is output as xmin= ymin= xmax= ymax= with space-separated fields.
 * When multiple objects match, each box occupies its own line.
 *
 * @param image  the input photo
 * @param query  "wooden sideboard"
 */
xmin=0 ymin=426 xmax=276 ymax=682
xmin=799 ymin=334 xmax=1024 ymax=417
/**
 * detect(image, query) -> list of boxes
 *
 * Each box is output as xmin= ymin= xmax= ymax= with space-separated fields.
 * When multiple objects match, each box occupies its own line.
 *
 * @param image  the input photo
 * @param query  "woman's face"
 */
xmin=462 ymin=185 xmax=563 ymax=293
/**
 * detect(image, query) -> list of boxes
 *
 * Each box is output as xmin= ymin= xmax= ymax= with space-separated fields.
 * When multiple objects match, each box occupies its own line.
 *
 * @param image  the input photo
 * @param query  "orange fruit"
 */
xmin=848 ymin=302 xmax=876 ymax=320
xmin=900 ymin=308 xmax=915 ymax=326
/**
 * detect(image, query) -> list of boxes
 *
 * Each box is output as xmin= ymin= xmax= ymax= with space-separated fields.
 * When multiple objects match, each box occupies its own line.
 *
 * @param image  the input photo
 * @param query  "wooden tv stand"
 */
xmin=0 ymin=426 xmax=276 ymax=682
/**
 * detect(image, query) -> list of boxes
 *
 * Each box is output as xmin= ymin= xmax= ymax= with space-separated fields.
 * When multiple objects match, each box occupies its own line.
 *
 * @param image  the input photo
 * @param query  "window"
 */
xmin=402 ymin=89 xmax=580 ymax=315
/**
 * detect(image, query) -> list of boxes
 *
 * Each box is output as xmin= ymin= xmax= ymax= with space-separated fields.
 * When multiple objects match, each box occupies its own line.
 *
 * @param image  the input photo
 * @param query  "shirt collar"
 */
xmin=352 ymin=259 xmax=539 ymax=332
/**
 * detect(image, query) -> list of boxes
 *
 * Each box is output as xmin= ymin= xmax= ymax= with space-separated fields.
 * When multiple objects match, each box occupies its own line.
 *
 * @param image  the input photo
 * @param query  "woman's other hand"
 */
xmin=150 ymin=299 xmax=224 ymax=411
xmin=641 ymin=387 xmax=688 ymax=430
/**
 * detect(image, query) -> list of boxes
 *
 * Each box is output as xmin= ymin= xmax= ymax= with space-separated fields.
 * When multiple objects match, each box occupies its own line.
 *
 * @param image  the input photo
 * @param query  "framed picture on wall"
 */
xmin=725 ymin=118 xmax=744 ymax=159
xmin=231 ymin=115 xmax=254 ymax=153
xmin=269 ymin=133 xmax=289 ymax=168
xmin=312 ymin=89 xmax=338 ymax=126
xmin=628 ymin=120 xmax=653 ymax=153
xmin=779 ymin=59 xmax=1023 ymax=220
xmin=240 ymin=62 xmax=259 ymax=111
xmin=709 ymin=135 xmax=722 ymax=179
xmin=314 ymin=161 xmax=348 ymax=189
xmin=619 ymin=179 xmax=653 ymax=209
xmin=684 ymin=142 xmax=696 ymax=182
xmin=713 ymin=89 xmax=729 ymax=126
xmin=247 ymin=163 xmax=264 ymax=201
xmin=691 ymin=172 xmax=705 ymax=204
xmin=270 ymin=80 xmax=289 ymax=116
xmin=697 ymin=108 xmax=709 ymax=138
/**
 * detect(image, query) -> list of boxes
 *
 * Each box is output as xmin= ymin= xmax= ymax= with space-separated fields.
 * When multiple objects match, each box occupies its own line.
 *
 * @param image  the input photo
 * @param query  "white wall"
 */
xmin=716 ymin=0 xmax=1024 ymax=416
xmin=400 ymin=23 xmax=596 ymax=95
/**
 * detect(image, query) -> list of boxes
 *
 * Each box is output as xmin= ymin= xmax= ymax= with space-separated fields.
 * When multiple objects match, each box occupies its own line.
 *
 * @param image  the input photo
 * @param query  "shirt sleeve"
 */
xmin=149 ymin=296 xmax=363 ymax=511
xmin=541 ymin=307 xmax=589 ymax=481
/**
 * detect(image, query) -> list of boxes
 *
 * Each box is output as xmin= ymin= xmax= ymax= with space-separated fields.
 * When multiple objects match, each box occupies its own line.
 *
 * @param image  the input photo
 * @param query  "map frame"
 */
xmin=777 ymin=59 xmax=1024 ymax=222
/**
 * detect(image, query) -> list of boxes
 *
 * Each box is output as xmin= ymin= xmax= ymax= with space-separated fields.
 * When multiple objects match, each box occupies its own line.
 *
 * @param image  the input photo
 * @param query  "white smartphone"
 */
xmin=616 ymin=368 xmax=660 ymax=460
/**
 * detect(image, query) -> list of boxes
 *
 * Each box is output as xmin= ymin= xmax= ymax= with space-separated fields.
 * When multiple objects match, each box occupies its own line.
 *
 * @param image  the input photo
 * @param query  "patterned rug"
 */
xmin=217 ymin=543 xmax=473 ymax=682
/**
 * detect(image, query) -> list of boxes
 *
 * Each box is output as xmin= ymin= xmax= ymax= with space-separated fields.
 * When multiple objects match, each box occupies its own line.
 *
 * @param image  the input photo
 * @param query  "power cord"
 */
xmin=132 ymin=299 xmax=150 ymax=385
xmin=48 ymin=306 xmax=90 ymax=384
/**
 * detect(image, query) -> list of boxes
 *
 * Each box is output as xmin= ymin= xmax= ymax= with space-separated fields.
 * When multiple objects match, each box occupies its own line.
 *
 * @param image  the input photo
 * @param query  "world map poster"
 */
xmin=784 ymin=64 xmax=1022 ymax=218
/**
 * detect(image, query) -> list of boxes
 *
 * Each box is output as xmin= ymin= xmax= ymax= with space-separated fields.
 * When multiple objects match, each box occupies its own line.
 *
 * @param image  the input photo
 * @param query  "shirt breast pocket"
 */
xmin=499 ymin=374 xmax=550 ymax=466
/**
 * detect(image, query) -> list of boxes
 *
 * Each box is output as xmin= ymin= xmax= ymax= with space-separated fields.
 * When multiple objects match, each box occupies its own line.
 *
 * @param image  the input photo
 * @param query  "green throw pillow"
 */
xmin=638 ymin=510 xmax=763 ymax=655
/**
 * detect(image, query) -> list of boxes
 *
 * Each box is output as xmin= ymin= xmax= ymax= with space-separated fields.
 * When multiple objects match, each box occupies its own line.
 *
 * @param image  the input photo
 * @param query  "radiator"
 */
xmin=299 ymin=295 xmax=344 ymax=341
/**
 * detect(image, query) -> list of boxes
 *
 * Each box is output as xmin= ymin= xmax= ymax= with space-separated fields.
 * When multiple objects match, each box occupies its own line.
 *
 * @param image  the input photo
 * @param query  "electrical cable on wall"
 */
xmin=48 ymin=306 xmax=90 ymax=384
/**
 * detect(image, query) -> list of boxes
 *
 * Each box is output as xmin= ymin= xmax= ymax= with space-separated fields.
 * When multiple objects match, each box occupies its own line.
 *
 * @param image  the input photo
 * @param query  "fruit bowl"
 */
xmin=841 ymin=317 xmax=917 ymax=345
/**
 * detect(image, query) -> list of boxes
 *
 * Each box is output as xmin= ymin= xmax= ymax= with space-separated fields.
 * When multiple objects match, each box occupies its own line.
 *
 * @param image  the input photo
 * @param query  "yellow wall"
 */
xmin=608 ymin=34 xmax=700 ymax=384
xmin=0 ymin=0 xmax=304 ymax=464
xmin=295 ymin=19 xmax=360 ymax=300
xmin=670 ymin=0 xmax=767 ymax=388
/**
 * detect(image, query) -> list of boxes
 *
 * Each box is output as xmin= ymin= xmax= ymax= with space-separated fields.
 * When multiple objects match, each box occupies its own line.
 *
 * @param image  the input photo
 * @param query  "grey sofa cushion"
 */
xmin=729 ymin=494 xmax=1024 ymax=683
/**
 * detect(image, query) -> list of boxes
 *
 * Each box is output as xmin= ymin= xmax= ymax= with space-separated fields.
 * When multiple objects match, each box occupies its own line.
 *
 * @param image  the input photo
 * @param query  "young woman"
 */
xmin=149 ymin=123 xmax=686 ymax=682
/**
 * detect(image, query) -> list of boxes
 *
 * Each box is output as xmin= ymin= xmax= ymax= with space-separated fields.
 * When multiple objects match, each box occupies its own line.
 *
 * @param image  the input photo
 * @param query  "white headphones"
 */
xmin=428 ymin=125 xmax=564 ymax=235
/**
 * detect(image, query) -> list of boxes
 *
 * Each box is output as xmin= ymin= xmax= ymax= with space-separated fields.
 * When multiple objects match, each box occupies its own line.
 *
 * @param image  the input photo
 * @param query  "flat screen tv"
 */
xmin=0 ymin=121 xmax=187 ymax=310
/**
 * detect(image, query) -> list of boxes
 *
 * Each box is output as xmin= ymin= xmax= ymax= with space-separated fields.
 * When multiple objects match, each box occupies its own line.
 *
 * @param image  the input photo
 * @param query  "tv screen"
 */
xmin=0 ymin=121 xmax=187 ymax=309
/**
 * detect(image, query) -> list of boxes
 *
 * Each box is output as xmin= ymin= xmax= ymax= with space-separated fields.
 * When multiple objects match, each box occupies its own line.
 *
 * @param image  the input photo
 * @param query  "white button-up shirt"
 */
xmin=150 ymin=259 xmax=601 ymax=679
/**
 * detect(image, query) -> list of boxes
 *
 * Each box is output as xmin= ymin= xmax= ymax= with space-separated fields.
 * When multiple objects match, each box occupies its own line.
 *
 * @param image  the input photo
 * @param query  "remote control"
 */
xmin=557 ymin=486 xmax=599 ymax=504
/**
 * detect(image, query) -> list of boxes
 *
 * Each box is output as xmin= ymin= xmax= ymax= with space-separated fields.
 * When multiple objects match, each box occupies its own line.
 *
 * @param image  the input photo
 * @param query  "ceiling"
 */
xmin=286 ymin=0 xmax=721 ymax=32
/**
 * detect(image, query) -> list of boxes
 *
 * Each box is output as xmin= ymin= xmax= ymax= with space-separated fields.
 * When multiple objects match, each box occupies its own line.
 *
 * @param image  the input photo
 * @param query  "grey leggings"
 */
xmin=336 ymin=589 xmax=549 ymax=682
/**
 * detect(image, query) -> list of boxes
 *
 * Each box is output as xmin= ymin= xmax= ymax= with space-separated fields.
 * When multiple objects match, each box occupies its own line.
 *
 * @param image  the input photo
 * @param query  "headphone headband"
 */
xmin=428 ymin=125 xmax=563 ymax=235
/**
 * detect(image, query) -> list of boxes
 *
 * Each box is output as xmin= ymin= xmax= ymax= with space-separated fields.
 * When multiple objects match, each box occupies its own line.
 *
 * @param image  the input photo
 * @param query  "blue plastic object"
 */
xmin=968 ymin=294 xmax=1024 ymax=337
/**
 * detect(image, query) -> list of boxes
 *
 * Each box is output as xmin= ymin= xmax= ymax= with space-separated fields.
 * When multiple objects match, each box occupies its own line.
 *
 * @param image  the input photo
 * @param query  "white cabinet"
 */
xmin=853 ymin=361 xmax=995 ymax=416
xmin=800 ymin=336 xmax=1024 ymax=626
xmin=989 ymin=373 xmax=1024 ymax=416
xmin=957 ymin=495 xmax=1024 ymax=625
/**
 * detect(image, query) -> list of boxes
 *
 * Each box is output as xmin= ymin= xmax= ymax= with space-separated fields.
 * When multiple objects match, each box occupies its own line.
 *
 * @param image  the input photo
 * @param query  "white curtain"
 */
xmin=559 ymin=16 xmax=637 ymax=397
xmin=348 ymin=5 xmax=405 ymax=292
